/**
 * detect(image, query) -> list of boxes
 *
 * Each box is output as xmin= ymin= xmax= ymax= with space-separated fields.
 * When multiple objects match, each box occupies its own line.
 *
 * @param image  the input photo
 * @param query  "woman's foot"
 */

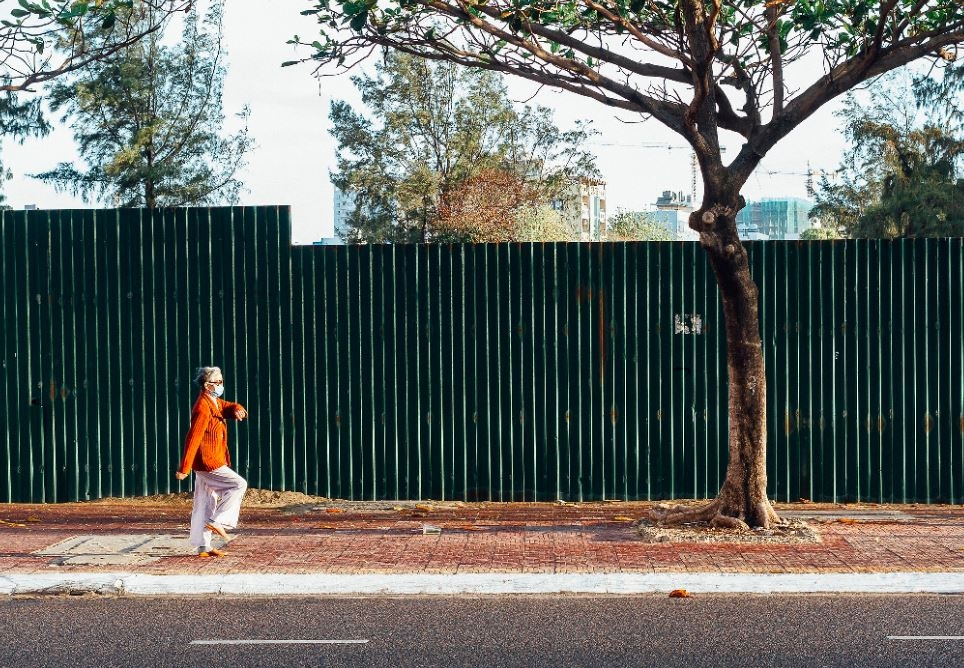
xmin=198 ymin=547 xmax=227 ymax=558
xmin=205 ymin=521 xmax=229 ymax=540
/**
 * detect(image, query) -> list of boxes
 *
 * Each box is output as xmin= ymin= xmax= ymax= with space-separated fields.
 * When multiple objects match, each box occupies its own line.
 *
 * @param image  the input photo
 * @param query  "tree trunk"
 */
xmin=704 ymin=229 xmax=779 ymax=529
xmin=650 ymin=193 xmax=779 ymax=529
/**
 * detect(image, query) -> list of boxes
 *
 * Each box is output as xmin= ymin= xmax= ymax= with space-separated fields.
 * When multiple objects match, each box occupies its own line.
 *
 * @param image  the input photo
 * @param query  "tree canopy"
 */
xmin=1 ymin=0 xmax=190 ymax=92
xmin=295 ymin=0 xmax=964 ymax=529
xmin=33 ymin=2 xmax=253 ymax=208
xmin=330 ymin=51 xmax=597 ymax=242
xmin=811 ymin=65 xmax=964 ymax=238
xmin=298 ymin=1 xmax=964 ymax=198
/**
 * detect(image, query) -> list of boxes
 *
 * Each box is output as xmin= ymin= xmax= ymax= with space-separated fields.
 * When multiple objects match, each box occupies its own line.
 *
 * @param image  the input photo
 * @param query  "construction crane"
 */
xmin=757 ymin=162 xmax=837 ymax=196
xmin=595 ymin=141 xmax=700 ymax=202
xmin=597 ymin=142 xmax=829 ymax=203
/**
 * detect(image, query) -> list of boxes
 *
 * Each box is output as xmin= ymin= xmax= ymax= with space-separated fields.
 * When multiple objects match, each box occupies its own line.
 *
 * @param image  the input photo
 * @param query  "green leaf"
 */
xmin=10 ymin=8 xmax=29 ymax=17
xmin=349 ymin=11 xmax=367 ymax=31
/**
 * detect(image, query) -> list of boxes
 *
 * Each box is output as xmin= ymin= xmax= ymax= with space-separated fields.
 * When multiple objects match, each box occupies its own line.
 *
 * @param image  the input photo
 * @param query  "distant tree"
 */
xmin=605 ymin=209 xmax=676 ymax=241
xmin=433 ymin=168 xmax=543 ymax=242
xmin=1 ymin=0 xmax=189 ymax=92
xmin=330 ymin=52 xmax=597 ymax=242
xmin=0 ymin=92 xmax=49 ymax=206
xmin=799 ymin=226 xmax=840 ymax=241
xmin=515 ymin=203 xmax=578 ymax=242
xmin=811 ymin=67 xmax=964 ymax=238
xmin=33 ymin=2 xmax=253 ymax=208
xmin=297 ymin=0 xmax=964 ymax=529
xmin=433 ymin=170 xmax=581 ymax=242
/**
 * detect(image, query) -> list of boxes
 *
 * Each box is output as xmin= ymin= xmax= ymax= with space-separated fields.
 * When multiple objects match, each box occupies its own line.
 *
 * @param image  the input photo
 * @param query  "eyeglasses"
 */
xmin=206 ymin=379 xmax=224 ymax=385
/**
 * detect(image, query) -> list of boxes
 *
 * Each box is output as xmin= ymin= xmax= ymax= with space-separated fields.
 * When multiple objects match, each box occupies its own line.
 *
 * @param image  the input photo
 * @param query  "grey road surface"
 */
xmin=1 ymin=594 xmax=962 ymax=668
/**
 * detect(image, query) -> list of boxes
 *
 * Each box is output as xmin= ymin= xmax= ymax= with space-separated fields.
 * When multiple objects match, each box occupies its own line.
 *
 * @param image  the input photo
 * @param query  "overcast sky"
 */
xmin=2 ymin=3 xmax=848 ymax=244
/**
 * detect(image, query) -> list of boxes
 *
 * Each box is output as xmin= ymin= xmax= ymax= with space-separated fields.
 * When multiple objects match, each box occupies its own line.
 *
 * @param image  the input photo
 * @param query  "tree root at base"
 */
xmin=645 ymin=497 xmax=777 ymax=530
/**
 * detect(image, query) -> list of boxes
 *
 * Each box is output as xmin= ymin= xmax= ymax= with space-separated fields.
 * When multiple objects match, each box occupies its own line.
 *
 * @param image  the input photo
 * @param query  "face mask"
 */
xmin=210 ymin=384 xmax=225 ymax=398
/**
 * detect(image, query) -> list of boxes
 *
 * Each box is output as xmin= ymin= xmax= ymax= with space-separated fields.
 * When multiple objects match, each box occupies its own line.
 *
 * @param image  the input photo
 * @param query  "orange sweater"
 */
xmin=178 ymin=392 xmax=245 ymax=474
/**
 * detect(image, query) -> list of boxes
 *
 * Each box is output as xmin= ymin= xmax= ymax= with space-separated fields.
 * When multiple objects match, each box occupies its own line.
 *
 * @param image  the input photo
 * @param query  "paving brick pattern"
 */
xmin=1 ymin=502 xmax=963 ymax=576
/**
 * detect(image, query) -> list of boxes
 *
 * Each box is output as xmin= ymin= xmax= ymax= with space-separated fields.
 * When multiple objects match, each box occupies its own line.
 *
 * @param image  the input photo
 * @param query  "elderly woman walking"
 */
xmin=175 ymin=366 xmax=248 ymax=558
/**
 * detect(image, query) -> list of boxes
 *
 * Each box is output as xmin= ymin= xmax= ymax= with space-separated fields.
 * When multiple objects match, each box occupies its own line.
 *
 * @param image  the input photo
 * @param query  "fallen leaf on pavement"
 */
xmin=325 ymin=508 xmax=344 ymax=514
xmin=669 ymin=589 xmax=691 ymax=598
xmin=0 ymin=519 xmax=26 ymax=527
xmin=837 ymin=517 xmax=860 ymax=525
xmin=25 ymin=516 xmax=41 ymax=522
xmin=415 ymin=504 xmax=433 ymax=512
xmin=613 ymin=516 xmax=635 ymax=522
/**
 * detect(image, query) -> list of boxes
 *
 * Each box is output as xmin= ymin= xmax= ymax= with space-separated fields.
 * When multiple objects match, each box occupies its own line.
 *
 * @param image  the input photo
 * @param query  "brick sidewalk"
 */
xmin=2 ymin=500 xmax=963 ymax=577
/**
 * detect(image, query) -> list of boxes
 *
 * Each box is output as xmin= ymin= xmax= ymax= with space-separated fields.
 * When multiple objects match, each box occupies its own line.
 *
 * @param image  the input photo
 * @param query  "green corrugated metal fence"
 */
xmin=1 ymin=207 xmax=962 ymax=503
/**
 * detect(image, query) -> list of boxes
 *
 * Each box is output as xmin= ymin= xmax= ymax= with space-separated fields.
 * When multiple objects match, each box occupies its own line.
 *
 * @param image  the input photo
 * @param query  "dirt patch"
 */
xmin=88 ymin=492 xmax=195 ymax=507
xmin=88 ymin=488 xmax=330 ymax=508
xmin=277 ymin=499 xmax=476 ymax=515
xmin=242 ymin=489 xmax=329 ymax=507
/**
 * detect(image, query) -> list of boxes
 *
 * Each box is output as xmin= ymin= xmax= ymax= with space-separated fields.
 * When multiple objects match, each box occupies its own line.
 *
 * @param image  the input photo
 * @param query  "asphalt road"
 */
xmin=1 ymin=594 xmax=962 ymax=667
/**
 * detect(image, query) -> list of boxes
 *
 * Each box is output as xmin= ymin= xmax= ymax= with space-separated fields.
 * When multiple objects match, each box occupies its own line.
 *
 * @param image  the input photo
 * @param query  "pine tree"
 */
xmin=34 ymin=2 xmax=252 ymax=208
xmin=330 ymin=52 xmax=597 ymax=242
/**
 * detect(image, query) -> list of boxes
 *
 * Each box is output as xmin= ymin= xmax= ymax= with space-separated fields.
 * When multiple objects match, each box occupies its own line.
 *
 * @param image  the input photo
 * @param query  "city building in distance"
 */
xmin=736 ymin=197 xmax=814 ymax=240
xmin=553 ymin=178 xmax=608 ymax=241
xmin=649 ymin=189 xmax=696 ymax=241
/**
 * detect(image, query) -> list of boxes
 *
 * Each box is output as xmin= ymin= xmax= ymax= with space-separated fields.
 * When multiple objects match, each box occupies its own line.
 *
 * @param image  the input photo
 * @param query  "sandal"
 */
xmin=205 ymin=521 xmax=229 ymax=540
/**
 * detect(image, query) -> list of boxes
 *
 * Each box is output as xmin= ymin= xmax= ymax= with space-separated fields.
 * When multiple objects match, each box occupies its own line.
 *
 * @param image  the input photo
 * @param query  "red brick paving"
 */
xmin=1 ymin=501 xmax=963 ymax=576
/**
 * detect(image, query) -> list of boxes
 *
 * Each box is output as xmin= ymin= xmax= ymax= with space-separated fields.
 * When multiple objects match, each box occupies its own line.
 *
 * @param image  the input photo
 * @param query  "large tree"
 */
xmin=1 ymin=0 xmax=189 ymax=92
xmin=812 ymin=66 xmax=964 ymax=238
xmin=330 ymin=51 xmax=597 ymax=242
xmin=33 ymin=1 xmax=253 ymax=208
xmin=0 ymin=1 xmax=183 ymax=203
xmin=296 ymin=1 xmax=964 ymax=528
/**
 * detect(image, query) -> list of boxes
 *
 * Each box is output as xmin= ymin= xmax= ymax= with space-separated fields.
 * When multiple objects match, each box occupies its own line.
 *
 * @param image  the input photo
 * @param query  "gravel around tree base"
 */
xmin=636 ymin=518 xmax=821 ymax=544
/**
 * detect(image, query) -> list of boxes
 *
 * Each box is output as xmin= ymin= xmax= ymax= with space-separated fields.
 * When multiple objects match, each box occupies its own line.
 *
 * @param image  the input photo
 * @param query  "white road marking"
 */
xmin=887 ymin=636 xmax=964 ymax=641
xmin=191 ymin=639 xmax=369 ymax=645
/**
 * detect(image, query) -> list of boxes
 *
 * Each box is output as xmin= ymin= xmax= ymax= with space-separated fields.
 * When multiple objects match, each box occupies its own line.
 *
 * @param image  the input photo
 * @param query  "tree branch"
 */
xmin=764 ymin=3 xmax=784 ymax=115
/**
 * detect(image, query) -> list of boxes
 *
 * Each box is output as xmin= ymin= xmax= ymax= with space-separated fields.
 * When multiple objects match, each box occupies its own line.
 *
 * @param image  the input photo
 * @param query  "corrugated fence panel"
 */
xmin=1 ymin=208 xmax=962 ymax=503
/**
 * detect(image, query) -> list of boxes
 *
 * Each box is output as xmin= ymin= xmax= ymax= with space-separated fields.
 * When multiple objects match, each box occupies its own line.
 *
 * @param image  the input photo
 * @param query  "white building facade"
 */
xmin=554 ymin=178 xmax=607 ymax=241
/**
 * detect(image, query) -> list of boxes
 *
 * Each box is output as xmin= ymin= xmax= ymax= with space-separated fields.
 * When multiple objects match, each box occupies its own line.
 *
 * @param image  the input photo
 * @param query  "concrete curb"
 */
xmin=3 ymin=572 xmax=963 ymax=596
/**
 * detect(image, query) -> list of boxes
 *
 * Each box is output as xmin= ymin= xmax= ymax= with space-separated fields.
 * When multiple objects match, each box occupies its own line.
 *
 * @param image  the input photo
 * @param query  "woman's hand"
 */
xmin=175 ymin=471 xmax=188 ymax=481
xmin=235 ymin=407 xmax=248 ymax=420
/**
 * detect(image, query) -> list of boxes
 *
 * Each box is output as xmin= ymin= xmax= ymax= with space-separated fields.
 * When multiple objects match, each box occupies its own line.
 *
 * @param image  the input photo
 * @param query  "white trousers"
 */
xmin=189 ymin=466 xmax=248 ymax=549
